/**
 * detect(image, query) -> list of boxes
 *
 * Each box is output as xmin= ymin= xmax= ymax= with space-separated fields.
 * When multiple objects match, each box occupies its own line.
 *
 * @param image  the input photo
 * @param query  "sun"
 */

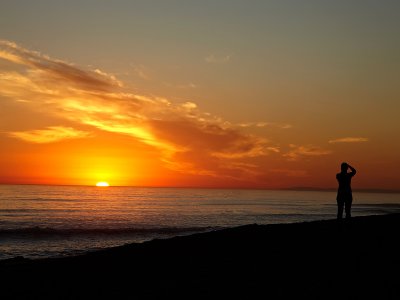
xmin=96 ymin=181 xmax=110 ymax=187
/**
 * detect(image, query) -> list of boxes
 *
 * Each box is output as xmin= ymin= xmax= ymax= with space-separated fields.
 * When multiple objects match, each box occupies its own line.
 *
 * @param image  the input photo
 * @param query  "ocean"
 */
xmin=1 ymin=184 xmax=399 ymax=260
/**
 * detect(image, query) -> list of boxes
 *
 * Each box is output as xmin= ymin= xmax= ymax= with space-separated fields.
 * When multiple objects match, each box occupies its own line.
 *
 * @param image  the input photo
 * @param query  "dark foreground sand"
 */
xmin=1 ymin=214 xmax=400 ymax=299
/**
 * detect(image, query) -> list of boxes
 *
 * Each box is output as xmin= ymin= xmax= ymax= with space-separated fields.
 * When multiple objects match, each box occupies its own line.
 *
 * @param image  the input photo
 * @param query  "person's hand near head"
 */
xmin=347 ymin=164 xmax=356 ymax=175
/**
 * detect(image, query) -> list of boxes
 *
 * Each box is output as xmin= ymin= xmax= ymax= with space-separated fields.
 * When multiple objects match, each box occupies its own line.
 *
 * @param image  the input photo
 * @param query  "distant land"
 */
xmin=285 ymin=187 xmax=400 ymax=194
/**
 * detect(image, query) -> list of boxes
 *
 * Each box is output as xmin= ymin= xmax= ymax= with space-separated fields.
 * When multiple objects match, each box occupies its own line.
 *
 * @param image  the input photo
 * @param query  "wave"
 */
xmin=0 ymin=226 xmax=220 ymax=237
xmin=355 ymin=203 xmax=400 ymax=208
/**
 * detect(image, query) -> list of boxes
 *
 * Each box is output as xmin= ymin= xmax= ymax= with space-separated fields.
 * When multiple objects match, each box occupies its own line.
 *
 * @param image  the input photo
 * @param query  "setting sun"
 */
xmin=96 ymin=181 xmax=109 ymax=187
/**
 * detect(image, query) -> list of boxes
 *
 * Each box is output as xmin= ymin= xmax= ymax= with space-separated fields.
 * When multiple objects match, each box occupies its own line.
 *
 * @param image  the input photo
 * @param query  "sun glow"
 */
xmin=96 ymin=181 xmax=109 ymax=187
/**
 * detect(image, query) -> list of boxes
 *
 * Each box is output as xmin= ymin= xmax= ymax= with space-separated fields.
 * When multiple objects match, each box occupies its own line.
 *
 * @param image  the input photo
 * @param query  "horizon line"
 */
xmin=0 ymin=183 xmax=399 ymax=193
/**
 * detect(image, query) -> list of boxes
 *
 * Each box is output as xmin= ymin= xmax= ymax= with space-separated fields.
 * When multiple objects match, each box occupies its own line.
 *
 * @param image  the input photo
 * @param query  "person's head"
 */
xmin=341 ymin=162 xmax=348 ymax=173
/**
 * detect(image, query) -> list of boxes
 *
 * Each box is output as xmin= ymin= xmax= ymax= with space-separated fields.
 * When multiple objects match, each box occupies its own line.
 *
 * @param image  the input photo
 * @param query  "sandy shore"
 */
xmin=1 ymin=214 xmax=399 ymax=299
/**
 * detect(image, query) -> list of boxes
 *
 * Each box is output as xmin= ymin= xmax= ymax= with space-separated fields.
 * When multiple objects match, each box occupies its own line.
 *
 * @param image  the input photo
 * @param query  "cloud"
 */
xmin=9 ymin=126 xmax=91 ymax=143
xmin=164 ymin=82 xmax=198 ymax=89
xmin=284 ymin=144 xmax=332 ymax=161
xmin=0 ymin=40 xmax=123 ymax=91
xmin=238 ymin=122 xmax=292 ymax=129
xmin=266 ymin=147 xmax=280 ymax=153
xmin=329 ymin=137 xmax=369 ymax=143
xmin=205 ymin=54 xmax=232 ymax=64
xmin=270 ymin=169 xmax=308 ymax=177
xmin=0 ymin=40 xmax=272 ymax=180
xmin=131 ymin=64 xmax=151 ymax=80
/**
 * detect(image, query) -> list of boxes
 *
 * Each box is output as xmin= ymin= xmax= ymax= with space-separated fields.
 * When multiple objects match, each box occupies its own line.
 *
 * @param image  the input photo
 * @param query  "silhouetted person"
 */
xmin=336 ymin=162 xmax=356 ymax=220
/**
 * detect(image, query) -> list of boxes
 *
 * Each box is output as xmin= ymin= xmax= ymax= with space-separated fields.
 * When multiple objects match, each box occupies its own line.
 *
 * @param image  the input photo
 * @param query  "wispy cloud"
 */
xmin=163 ymin=82 xmax=198 ymax=89
xmin=9 ymin=126 xmax=91 ymax=143
xmin=266 ymin=146 xmax=280 ymax=153
xmin=0 ymin=40 xmax=123 ymax=91
xmin=284 ymin=144 xmax=332 ymax=161
xmin=238 ymin=122 xmax=292 ymax=129
xmin=131 ymin=64 xmax=151 ymax=80
xmin=329 ymin=137 xmax=369 ymax=143
xmin=0 ymin=40 xmax=270 ymax=179
xmin=205 ymin=54 xmax=232 ymax=64
xmin=270 ymin=169 xmax=308 ymax=177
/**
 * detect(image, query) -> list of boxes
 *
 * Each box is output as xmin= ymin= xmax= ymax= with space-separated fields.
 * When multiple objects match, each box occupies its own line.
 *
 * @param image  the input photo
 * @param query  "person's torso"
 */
xmin=337 ymin=173 xmax=352 ymax=193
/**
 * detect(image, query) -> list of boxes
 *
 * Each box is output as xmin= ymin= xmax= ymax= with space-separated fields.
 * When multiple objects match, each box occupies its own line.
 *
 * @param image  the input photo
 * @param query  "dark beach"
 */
xmin=1 ymin=214 xmax=399 ymax=299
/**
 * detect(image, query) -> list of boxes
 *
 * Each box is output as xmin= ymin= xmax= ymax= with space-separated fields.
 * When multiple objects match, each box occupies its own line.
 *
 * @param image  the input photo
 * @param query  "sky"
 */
xmin=0 ymin=0 xmax=399 ymax=189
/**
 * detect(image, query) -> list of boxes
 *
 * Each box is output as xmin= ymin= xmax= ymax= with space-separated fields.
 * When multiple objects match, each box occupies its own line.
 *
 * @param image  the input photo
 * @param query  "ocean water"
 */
xmin=1 ymin=184 xmax=399 ymax=260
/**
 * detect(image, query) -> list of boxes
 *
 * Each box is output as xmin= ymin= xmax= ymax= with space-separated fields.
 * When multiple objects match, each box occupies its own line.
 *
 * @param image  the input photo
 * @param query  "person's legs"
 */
xmin=345 ymin=199 xmax=352 ymax=219
xmin=337 ymin=199 xmax=344 ymax=219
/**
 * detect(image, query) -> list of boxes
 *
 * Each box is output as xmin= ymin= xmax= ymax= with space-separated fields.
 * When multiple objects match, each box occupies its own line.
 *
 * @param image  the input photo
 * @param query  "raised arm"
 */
xmin=348 ymin=164 xmax=356 ymax=176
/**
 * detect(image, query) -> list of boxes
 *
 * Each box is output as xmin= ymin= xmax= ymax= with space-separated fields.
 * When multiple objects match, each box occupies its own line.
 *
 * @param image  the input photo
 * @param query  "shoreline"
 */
xmin=1 ymin=213 xmax=400 ymax=299
xmin=0 ymin=212 xmax=394 ymax=262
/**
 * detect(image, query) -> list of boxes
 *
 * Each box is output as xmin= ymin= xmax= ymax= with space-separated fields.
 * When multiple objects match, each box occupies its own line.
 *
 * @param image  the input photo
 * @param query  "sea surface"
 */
xmin=1 ymin=184 xmax=400 ymax=260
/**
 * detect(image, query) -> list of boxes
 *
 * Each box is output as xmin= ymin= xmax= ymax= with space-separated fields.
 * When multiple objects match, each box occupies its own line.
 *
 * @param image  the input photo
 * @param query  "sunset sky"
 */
xmin=0 ymin=1 xmax=399 ymax=189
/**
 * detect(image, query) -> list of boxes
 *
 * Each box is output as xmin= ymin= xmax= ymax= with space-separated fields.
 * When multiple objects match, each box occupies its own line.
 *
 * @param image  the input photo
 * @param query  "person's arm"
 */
xmin=348 ymin=164 xmax=356 ymax=176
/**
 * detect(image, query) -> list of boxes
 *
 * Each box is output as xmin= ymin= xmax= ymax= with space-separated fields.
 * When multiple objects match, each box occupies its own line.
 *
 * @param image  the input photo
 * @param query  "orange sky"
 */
xmin=0 ymin=2 xmax=399 ymax=190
